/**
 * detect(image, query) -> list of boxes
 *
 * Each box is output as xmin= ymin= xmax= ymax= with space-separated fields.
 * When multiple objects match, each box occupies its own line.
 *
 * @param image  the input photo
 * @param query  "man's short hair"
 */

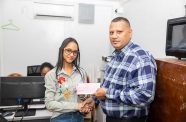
xmin=111 ymin=17 xmax=130 ymax=27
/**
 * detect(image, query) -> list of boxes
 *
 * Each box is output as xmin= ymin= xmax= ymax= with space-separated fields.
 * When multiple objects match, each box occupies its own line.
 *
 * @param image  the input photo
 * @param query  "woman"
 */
xmin=45 ymin=37 xmax=88 ymax=122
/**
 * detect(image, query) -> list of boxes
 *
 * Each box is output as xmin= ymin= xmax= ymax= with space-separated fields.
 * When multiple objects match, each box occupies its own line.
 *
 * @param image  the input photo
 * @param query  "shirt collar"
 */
xmin=57 ymin=65 xmax=77 ymax=76
xmin=113 ymin=41 xmax=133 ymax=56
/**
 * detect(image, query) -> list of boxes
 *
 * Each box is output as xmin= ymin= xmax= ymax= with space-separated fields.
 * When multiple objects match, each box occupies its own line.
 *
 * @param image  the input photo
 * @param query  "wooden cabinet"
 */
xmin=148 ymin=58 xmax=186 ymax=122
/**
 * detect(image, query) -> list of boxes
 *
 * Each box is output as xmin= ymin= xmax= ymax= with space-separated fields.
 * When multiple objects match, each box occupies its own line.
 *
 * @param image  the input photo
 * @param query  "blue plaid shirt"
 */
xmin=100 ymin=41 xmax=157 ymax=118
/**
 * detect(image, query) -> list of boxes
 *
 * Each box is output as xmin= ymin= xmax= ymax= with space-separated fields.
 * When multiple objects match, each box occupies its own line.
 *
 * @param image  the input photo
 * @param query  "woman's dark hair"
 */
xmin=55 ymin=37 xmax=81 ymax=77
xmin=40 ymin=62 xmax=54 ymax=72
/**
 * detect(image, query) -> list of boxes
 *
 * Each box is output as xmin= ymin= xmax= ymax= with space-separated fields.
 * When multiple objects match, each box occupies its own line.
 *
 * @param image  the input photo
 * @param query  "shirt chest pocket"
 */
xmin=109 ymin=69 xmax=128 ymax=89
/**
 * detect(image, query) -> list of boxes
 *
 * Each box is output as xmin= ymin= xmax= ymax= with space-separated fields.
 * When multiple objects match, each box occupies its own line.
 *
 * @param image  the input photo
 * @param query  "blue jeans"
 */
xmin=51 ymin=112 xmax=84 ymax=122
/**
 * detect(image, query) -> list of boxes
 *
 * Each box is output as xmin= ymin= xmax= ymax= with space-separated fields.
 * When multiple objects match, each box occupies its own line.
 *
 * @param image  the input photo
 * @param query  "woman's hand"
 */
xmin=78 ymin=98 xmax=95 ymax=113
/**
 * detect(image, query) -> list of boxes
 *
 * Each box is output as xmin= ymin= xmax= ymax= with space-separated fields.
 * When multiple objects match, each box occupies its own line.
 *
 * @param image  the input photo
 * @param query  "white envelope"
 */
xmin=76 ymin=83 xmax=100 ymax=95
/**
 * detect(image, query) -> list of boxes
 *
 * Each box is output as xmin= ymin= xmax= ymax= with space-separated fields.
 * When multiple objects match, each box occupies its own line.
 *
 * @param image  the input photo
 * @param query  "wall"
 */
xmin=119 ymin=0 xmax=185 ymax=58
xmin=0 ymin=0 xmax=3 ymax=76
xmin=0 ymin=0 xmax=119 ymax=81
xmin=2 ymin=0 xmax=185 ymax=76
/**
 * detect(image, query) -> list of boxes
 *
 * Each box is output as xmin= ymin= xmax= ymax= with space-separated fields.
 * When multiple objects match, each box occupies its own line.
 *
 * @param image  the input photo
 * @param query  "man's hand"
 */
xmin=95 ymin=88 xmax=107 ymax=100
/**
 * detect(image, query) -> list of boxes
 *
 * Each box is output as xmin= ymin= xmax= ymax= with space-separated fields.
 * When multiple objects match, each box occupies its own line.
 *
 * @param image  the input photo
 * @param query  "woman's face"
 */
xmin=63 ymin=42 xmax=78 ymax=64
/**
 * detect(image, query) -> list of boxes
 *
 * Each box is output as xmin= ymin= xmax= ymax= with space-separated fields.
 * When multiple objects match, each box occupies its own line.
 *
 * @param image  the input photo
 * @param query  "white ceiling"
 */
xmin=99 ymin=0 xmax=121 ymax=1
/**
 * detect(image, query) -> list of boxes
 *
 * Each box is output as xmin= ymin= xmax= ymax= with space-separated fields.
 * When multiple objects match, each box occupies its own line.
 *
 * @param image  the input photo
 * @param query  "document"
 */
xmin=76 ymin=83 xmax=100 ymax=95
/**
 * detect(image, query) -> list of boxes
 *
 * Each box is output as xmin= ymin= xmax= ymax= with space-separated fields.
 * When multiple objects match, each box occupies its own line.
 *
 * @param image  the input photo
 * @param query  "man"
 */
xmin=85 ymin=17 xmax=157 ymax=122
xmin=40 ymin=62 xmax=54 ymax=76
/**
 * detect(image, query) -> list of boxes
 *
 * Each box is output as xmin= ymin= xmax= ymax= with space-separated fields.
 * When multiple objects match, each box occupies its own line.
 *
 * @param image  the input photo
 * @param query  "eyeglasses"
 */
xmin=64 ymin=48 xmax=79 ymax=56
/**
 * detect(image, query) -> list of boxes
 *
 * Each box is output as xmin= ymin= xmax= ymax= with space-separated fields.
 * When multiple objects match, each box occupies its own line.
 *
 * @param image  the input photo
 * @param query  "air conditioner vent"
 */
xmin=34 ymin=2 xmax=74 ymax=20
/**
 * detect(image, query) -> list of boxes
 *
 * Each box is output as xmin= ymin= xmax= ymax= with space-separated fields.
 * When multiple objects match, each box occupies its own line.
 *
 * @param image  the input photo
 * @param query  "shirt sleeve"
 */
xmin=80 ymin=68 xmax=89 ymax=83
xmin=105 ymin=60 xmax=157 ymax=107
xmin=44 ymin=70 xmax=78 ymax=112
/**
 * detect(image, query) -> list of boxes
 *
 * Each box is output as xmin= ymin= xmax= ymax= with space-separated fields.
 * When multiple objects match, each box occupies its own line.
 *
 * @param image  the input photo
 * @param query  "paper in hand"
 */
xmin=76 ymin=83 xmax=100 ymax=95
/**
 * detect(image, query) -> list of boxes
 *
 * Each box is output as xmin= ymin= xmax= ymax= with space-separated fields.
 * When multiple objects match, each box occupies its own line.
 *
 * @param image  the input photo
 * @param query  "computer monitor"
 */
xmin=0 ymin=77 xmax=1 ymax=107
xmin=27 ymin=65 xmax=41 ymax=76
xmin=0 ymin=76 xmax=45 ymax=116
xmin=166 ymin=17 xmax=186 ymax=59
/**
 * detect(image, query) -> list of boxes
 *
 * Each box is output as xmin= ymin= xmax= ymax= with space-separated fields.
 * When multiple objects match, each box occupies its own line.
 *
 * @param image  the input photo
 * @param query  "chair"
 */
xmin=27 ymin=65 xmax=41 ymax=76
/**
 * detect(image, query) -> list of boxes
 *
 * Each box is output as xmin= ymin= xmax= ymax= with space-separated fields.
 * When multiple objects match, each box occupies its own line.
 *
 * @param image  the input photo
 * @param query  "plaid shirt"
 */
xmin=100 ymin=41 xmax=157 ymax=118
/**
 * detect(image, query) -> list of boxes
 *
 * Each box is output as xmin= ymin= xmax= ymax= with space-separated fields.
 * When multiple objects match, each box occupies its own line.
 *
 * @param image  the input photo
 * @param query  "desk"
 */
xmin=148 ymin=59 xmax=186 ymax=122
xmin=5 ymin=109 xmax=52 ymax=122
xmin=5 ymin=109 xmax=94 ymax=122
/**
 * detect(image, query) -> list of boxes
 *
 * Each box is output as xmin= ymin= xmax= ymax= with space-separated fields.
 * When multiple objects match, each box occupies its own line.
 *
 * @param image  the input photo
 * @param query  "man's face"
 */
xmin=41 ymin=67 xmax=51 ymax=76
xmin=109 ymin=21 xmax=132 ymax=50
